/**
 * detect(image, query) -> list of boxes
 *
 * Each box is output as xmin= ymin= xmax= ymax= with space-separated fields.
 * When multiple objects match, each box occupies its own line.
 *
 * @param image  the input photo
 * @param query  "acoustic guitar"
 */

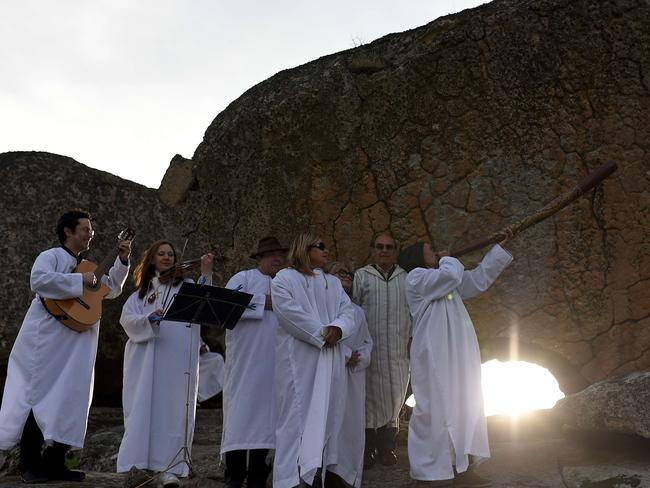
xmin=43 ymin=227 xmax=135 ymax=333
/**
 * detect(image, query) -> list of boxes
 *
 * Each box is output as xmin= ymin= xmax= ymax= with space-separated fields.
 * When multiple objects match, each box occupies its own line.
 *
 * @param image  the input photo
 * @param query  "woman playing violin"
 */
xmin=116 ymin=240 xmax=213 ymax=487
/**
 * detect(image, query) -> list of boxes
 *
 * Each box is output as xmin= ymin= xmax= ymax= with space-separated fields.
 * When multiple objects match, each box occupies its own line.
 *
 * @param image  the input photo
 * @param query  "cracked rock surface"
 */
xmin=172 ymin=0 xmax=650 ymax=393
xmin=0 ymin=151 xmax=188 ymax=403
xmin=1 ymin=0 xmax=649 ymax=403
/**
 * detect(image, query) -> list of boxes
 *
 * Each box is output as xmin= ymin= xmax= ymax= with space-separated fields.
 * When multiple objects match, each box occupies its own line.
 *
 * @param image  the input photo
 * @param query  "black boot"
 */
xmin=19 ymin=411 xmax=48 ymax=484
xmin=246 ymin=449 xmax=271 ymax=488
xmin=364 ymin=428 xmax=377 ymax=469
xmin=224 ymin=450 xmax=247 ymax=488
xmin=377 ymin=425 xmax=398 ymax=466
xmin=43 ymin=442 xmax=85 ymax=482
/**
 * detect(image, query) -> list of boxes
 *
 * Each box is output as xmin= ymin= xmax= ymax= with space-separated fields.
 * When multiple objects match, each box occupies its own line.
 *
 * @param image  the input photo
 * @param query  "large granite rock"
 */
xmin=553 ymin=371 xmax=650 ymax=439
xmin=1 ymin=0 xmax=649 ymax=406
xmin=0 ymin=151 xmax=191 ymax=404
xmin=165 ymin=0 xmax=650 ymax=393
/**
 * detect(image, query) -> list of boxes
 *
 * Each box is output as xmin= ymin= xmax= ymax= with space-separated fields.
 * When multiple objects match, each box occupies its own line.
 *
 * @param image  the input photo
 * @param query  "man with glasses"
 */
xmin=0 ymin=209 xmax=131 ymax=484
xmin=353 ymin=233 xmax=411 ymax=468
xmin=221 ymin=237 xmax=287 ymax=488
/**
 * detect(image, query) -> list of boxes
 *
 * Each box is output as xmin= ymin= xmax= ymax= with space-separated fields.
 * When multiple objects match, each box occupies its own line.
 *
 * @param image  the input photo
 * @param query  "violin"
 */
xmin=158 ymin=251 xmax=219 ymax=284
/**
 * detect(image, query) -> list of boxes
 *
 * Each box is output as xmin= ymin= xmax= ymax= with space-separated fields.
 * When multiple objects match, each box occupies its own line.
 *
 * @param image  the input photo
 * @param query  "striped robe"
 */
xmin=353 ymin=264 xmax=411 ymax=429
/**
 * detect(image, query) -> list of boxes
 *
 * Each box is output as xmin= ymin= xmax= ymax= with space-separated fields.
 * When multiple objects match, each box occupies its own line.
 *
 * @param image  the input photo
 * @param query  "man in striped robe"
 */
xmin=353 ymin=233 xmax=411 ymax=468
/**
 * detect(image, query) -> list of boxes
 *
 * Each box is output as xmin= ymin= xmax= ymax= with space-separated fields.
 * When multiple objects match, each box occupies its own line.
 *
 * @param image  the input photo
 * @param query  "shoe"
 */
xmin=47 ymin=467 xmax=86 ymax=482
xmin=156 ymin=472 xmax=180 ymax=488
xmin=363 ymin=447 xmax=377 ymax=469
xmin=454 ymin=469 xmax=491 ymax=487
xmin=378 ymin=449 xmax=397 ymax=466
xmin=20 ymin=469 xmax=49 ymax=484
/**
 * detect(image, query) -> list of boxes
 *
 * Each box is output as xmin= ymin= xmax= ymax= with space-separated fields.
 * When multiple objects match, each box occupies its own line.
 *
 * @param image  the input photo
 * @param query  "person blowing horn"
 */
xmin=399 ymin=230 xmax=514 ymax=488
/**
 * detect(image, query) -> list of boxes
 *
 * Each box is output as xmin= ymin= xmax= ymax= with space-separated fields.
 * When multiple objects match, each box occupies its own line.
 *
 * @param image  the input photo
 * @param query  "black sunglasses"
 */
xmin=373 ymin=243 xmax=395 ymax=251
xmin=309 ymin=242 xmax=327 ymax=251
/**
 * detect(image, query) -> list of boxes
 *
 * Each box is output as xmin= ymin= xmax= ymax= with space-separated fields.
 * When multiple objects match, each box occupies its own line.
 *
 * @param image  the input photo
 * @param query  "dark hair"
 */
xmin=56 ymin=210 xmax=91 ymax=245
xmin=133 ymin=240 xmax=181 ymax=299
xmin=371 ymin=232 xmax=397 ymax=248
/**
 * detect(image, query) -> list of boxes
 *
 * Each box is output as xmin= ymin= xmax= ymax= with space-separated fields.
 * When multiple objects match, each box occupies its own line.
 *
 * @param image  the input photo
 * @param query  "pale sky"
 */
xmin=1 ymin=0 xmax=488 ymax=188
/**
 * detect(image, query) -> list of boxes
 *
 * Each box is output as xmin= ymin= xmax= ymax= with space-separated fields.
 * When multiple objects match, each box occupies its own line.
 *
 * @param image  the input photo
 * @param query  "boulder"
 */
xmin=0 ymin=151 xmax=192 ymax=403
xmin=553 ymin=371 xmax=650 ymax=438
xmin=173 ymin=0 xmax=650 ymax=392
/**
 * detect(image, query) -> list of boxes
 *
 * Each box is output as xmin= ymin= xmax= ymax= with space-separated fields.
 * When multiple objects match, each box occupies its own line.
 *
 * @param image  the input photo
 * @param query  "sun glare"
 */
xmin=481 ymin=359 xmax=564 ymax=416
xmin=405 ymin=360 xmax=565 ymax=417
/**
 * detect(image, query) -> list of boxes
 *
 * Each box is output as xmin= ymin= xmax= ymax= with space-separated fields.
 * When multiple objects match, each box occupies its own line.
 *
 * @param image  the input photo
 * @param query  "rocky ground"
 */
xmin=1 ymin=407 xmax=649 ymax=487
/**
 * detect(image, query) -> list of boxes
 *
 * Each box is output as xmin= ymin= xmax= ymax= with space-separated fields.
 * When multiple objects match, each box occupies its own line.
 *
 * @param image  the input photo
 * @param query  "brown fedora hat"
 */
xmin=250 ymin=236 xmax=288 ymax=259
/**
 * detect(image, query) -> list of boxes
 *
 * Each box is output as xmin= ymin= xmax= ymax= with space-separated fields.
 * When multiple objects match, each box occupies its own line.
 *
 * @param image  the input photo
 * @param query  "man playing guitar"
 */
xmin=0 ymin=209 xmax=131 ymax=483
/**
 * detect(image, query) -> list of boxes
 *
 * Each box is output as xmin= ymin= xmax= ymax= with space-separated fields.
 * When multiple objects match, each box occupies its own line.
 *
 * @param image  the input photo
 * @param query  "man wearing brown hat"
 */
xmin=220 ymin=237 xmax=287 ymax=488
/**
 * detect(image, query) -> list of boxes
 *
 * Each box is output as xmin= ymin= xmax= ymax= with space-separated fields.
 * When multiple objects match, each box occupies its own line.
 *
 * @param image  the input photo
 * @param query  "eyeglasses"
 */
xmin=309 ymin=242 xmax=326 ymax=251
xmin=336 ymin=270 xmax=354 ymax=280
xmin=373 ymin=243 xmax=395 ymax=251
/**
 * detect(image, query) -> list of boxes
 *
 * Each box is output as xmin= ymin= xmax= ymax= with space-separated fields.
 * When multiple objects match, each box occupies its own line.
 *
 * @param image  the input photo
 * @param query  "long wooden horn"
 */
xmin=449 ymin=161 xmax=618 ymax=257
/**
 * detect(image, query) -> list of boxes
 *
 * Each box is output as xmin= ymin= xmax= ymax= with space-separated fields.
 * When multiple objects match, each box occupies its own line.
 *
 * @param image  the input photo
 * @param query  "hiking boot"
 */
xmin=363 ymin=447 xmax=377 ymax=469
xmin=156 ymin=472 xmax=180 ymax=488
xmin=20 ymin=469 xmax=49 ymax=484
xmin=378 ymin=449 xmax=397 ymax=466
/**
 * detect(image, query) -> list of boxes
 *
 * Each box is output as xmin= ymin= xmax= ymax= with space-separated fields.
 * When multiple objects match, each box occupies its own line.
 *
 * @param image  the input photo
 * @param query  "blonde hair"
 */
xmin=287 ymin=232 xmax=321 ymax=276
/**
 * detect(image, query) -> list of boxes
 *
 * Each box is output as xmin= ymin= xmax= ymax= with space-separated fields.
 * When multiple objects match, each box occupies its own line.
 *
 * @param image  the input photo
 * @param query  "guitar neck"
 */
xmin=93 ymin=245 xmax=121 ymax=280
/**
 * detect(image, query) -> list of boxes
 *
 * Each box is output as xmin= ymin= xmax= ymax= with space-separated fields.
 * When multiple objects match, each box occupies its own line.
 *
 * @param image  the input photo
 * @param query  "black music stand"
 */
xmin=159 ymin=282 xmax=253 ymax=478
xmin=163 ymin=282 xmax=253 ymax=330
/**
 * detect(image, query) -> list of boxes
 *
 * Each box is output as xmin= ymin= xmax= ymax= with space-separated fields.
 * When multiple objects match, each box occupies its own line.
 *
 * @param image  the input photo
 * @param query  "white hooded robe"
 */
xmin=327 ymin=304 xmax=373 ymax=488
xmin=0 ymin=247 xmax=129 ymax=450
xmin=117 ymin=275 xmax=210 ymax=476
xmin=221 ymin=268 xmax=277 ymax=454
xmin=404 ymin=245 xmax=512 ymax=481
xmin=271 ymin=268 xmax=357 ymax=488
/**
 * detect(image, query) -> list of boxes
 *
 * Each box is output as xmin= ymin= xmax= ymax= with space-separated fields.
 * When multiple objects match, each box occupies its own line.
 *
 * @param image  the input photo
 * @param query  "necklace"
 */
xmin=146 ymin=276 xmax=165 ymax=305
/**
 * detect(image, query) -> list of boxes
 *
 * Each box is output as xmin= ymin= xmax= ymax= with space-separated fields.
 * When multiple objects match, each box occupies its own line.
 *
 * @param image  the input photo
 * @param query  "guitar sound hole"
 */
xmin=74 ymin=297 xmax=91 ymax=310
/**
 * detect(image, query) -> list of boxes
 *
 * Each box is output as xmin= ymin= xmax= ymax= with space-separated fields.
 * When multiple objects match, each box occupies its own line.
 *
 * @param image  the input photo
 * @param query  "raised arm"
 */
xmin=457 ymin=244 xmax=513 ymax=300
xmin=101 ymin=256 xmax=130 ymax=299
xmin=405 ymin=257 xmax=465 ymax=302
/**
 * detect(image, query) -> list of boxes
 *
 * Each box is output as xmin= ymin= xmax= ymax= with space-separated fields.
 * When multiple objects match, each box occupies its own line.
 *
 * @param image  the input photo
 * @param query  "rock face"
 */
xmin=553 ymin=371 xmax=650 ymax=439
xmin=1 ymin=0 xmax=649 ymax=405
xmin=0 ymin=151 xmax=189 ymax=404
xmin=159 ymin=154 xmax=196 ymax=207
xmin=164 ymin=0 xmax=650 ymax=393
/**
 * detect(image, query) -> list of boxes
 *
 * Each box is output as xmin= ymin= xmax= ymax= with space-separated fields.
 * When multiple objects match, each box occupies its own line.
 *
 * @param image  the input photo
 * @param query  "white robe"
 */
xmin=327 ymin=304 xmax=373 ymax=488
xmin=0 ymin=247 xmax=129 ymax=449
xmin=197 ymin=351 xmax=224 ymax=402
xmin=117 ymin=275 xmax=210 ymax=476
xmin=405 ymin=245 xmax=512 ymax=481
xmin=221 ymin=268 xmax=277 ymax=454
xmin=353 ymin=265 xmax=411 ymax=428
xmin=271 ymin=268 xmax=357 ymax=488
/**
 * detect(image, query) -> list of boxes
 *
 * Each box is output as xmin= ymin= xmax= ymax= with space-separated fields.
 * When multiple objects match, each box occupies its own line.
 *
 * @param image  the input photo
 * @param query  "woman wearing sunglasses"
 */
xmin=271 ymin=233 xmax=357 ymax=488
